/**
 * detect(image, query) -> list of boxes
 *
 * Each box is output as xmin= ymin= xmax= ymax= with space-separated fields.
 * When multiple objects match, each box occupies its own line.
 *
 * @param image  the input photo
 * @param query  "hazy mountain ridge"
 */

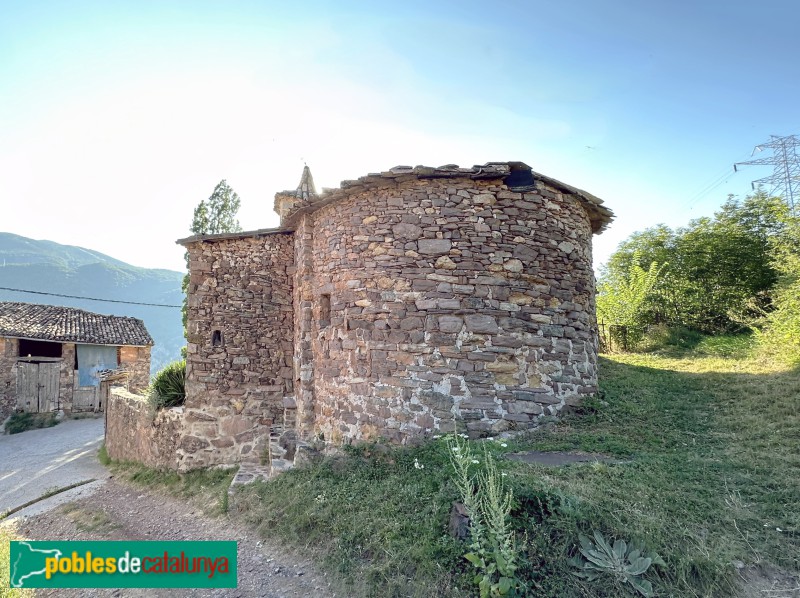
xmin=0 ymin=232 xmax=184 ymax=374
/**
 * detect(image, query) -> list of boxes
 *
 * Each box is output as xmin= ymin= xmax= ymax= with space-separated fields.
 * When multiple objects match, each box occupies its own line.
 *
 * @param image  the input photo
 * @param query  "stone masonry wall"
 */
xmin=293 ymin=215 xmax=315 ymax=437
xmin=183 ymin=233 xmax=295 ymax=470
xmin=301 ymin=177 xmax=597 ymax=443
xmin=0 ymin=337 xmax=18 ymax=421
xmin=59 ymin=343 xmax=75 ymax=413
xmin=105 ymin=387 xmax=183 ymax=470
xmin=0 ymin=338 xmax=76 ymax=416
xmin=120 ymin=345 xmax=151 ymax=393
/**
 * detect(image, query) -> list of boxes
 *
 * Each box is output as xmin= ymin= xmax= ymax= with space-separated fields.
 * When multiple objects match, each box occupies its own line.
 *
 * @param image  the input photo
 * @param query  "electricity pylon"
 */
xmin=734 ymin=135 xmax=800 ymax=213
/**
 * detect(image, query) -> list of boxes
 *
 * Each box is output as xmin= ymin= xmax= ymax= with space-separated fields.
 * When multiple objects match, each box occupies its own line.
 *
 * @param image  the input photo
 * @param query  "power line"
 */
xmin=683 ymin=169 xmax=735 ymax=209
xmin=680 ymin=151 xmax=753 ymax=213
xmin=0 ymin=286 xmax=181 ymax=308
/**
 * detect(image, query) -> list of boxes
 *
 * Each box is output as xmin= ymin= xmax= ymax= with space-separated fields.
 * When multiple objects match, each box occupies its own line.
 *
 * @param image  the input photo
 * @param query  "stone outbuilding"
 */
xmin=174 ymin=162 xmax=613 ymax=470
xmin=0 ymin=302 xmax=152 ymax=421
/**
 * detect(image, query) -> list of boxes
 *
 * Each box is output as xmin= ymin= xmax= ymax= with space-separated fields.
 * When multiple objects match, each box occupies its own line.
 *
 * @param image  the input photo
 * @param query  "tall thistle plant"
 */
xmin=447 ymin=434 xmax=522 ymax=597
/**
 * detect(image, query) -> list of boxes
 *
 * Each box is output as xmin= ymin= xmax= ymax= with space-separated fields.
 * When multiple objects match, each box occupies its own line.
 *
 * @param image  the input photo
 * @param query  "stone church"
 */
xmin=176 ymin=162 xmax=613 ymax=470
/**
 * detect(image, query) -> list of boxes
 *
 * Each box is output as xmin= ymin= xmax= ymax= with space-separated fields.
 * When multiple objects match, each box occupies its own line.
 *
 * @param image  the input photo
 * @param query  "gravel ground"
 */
xmin=13 ymin=479 xmax=335 ymax=598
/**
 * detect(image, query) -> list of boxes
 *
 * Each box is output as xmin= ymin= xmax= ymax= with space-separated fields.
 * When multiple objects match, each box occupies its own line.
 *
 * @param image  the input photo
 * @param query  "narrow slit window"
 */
xmin=320 ymin=294 xmax=331 ymax=328
xmin=212 ymin=330 xmax=223 ymax=347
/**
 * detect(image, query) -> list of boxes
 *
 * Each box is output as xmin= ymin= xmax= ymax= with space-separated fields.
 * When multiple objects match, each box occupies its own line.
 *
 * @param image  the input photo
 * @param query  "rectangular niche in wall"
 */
xmin=212 ymin=330 xmax=224 ymax=347
xmin=320 ymin=294 xmax=331 ymax=328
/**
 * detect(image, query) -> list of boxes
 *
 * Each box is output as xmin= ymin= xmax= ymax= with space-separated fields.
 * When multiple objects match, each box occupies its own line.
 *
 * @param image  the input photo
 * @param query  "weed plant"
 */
xmin=4 ymin=412 xmax=58 ymax=434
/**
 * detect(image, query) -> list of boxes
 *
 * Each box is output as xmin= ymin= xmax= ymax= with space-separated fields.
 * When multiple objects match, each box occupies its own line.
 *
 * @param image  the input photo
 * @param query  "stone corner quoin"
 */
xmin=169 ymin=161 xmax=613 ymax=470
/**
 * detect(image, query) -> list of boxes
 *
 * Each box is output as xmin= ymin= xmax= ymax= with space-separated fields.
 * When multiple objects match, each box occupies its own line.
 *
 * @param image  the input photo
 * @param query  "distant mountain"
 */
xmin=0 ymin=232 xmax=184 ymax=374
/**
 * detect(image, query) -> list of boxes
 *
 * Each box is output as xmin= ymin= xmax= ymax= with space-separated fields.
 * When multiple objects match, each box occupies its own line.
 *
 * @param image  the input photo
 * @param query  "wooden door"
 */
xmin=37 ymin=362 xmax=60 ymax=412
xmin=16 ymin=362 xmax=39 ymax=412
xmin=15 ymin=361 xmax=60 ymax=412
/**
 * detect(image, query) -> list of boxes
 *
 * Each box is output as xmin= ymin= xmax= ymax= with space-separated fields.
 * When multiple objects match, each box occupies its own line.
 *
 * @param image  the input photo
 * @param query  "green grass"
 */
xmin=508 ymin=353 xmax=799 ymax=596
xmin=234 ymin=442 xmax=468 ymax=597
xmin=104 ymin=459 xmax=236 ymax=517
xmin=69 ymin=412 xmax=103 ymax=420
xmin=0 ymin=523 xmax=34 ymax=598
xmin=232 ymin=348 xmax=799 ymax=597
xmin=4 ymin=411 xmax=58 ymax=434
xmin=60 ymin=502 xmax=120 ymax=535
xmin=97 ymin=443 xmax=111 ymax=466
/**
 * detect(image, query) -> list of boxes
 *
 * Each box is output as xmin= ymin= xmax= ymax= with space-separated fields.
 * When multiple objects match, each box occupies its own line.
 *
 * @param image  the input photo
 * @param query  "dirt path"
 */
xmin=12 ymin=479 xmax=334 ymax=597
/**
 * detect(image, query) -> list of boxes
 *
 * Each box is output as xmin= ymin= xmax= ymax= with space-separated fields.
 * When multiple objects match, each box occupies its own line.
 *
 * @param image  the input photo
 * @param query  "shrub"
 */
xmin=4 ymin=411 xmax=59 ymax=434
xmin=756 ymin=205 xmax=800 ymax=363
xmin=148 ymin=359 xmax=186 ymax=409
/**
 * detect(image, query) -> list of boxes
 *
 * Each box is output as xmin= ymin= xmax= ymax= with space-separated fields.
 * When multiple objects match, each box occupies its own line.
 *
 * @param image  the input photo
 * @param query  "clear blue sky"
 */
xmin=1 ymin=0 xmax=797 ymax=272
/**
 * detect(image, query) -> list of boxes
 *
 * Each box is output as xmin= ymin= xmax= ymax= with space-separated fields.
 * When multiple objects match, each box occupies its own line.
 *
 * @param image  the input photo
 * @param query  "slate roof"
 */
xmin=177 ymin=161 xmax=615 ymax=247
xmin=0 ymin=302 xmax=153 ymax=346
xmin=286 ymin=161 xmax=614 ymax=233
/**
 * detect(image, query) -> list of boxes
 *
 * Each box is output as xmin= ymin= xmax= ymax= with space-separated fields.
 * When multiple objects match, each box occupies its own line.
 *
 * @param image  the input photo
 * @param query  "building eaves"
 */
xmin=282 ymin=162 xmax=614 ymax=233
xmin=0 ymin=302 xmax=153 ymax=346
xmin=176 ymin=227 xmax=292 ymax=246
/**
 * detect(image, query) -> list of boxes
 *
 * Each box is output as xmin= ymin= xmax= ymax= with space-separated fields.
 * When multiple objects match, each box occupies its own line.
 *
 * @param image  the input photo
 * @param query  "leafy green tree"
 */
xmin=600 ymin=192 xmax=787 ymax=334
xmin=182 ymin=180 xmax=243 ymax=330
xmin=760 ymin=210 xmax=800 ymax=361
xmin=670 ymin=193 xmax=787 ymax=331
xmin=600 ymin=225 xmax=676 ymax=327
xmin=189 ymin=180 xmax=243 ymax=236
xmin=596 ymin=255 xmax=664 ymax=350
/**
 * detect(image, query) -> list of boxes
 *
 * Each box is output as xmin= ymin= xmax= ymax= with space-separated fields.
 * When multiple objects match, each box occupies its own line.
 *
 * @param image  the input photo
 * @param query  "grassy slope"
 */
xmin=232 ymin=338 xmax=799 ymax=597
xmin=519 ymin=343 xmax=799 ymax=596
xmin=97 ymin=446 xmax=236 ymax=518
xmin=0 ymin=523 xmax=34 ymax=598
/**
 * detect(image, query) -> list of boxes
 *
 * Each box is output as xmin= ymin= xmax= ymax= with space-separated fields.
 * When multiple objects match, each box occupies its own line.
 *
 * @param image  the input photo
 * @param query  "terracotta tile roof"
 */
xmin=0 ymin=302 xmax=153 ymax=346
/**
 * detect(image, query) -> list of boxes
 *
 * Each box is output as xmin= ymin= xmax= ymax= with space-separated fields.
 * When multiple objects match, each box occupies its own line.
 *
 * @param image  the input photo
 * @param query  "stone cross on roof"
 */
xmin=296 ymin=165 xmax=317 ymax=201
xmin=273 ymin=165 xmax=317 ymax=219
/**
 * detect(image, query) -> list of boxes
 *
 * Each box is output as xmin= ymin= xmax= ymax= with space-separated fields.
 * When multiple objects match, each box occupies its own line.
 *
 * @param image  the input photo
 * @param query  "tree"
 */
xmin=759 ymin=209 xmax=800 ymax=361
xmin=182 ymin=180 xmax=243 ymax=330
xmin=189 ymin=180 xmax=243 ymax=236
xmin=596 ymin=254 xmax=664 ymax=350
xmin=669 ymin=193 xmax=787 ymax=331
xmin=599 ymin=192 xmax=787 ymax=335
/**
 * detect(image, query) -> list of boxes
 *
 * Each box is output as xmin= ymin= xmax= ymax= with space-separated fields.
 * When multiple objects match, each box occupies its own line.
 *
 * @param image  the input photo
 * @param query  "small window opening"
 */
xmin=18 ymin=339 xmax=62 ymax=358
xmin=320 ymin=294 xmax=331 ymax=328
xmin=212 ymin=330 xmax=223 ymax=347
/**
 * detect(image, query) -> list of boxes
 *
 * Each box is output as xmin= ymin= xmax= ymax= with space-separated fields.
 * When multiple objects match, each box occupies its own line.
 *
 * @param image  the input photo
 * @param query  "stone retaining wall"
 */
xmin=105 ymin=387 xmax=183 ymax=470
